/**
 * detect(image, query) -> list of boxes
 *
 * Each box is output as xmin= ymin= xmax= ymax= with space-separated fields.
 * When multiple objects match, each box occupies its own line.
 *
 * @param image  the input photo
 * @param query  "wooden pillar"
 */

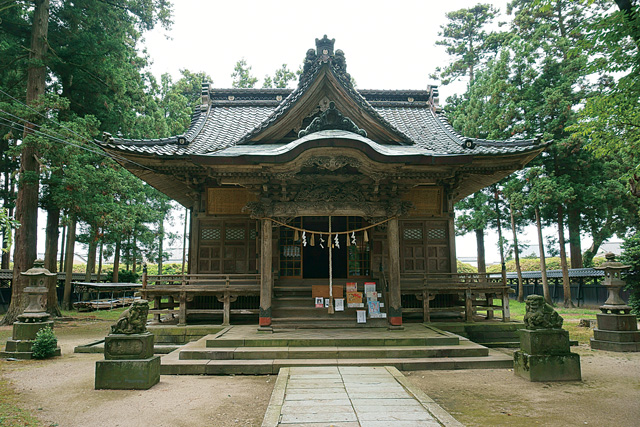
xmin=259 ymin=219 xmax=273 ymax=327
xmin=387 ymin=217 xmax=402 ymax=326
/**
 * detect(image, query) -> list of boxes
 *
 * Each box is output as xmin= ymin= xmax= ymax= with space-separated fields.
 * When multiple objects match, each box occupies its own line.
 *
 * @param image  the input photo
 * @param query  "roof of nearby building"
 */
xmin=504 ymin=268 xmax=605 ymax=279
xmin=98 ymin=37 xmax=547 ymax=160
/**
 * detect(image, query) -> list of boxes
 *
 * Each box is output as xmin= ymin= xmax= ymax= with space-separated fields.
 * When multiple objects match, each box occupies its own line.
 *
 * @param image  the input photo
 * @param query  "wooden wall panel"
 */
xmin=402 ymin=186 xmax=443 ymax=217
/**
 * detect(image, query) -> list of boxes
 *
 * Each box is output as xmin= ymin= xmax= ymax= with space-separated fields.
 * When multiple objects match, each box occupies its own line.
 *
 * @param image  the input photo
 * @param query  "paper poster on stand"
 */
xmin=315 ymin=297 xmax=323 ymax=308
xmin=324 ymin=299 xmax=330 ymax=308
xmin=346 ymin=282 xmax=357 ymax=293
xmin=335 ymin=298 xmax=344 ymax=311
xmin=347 ymin=291 xmax=364 ymax=308
xmin=364 ymin=282 xmax=376 ymax=296
xmin=356 ymin=310 xmax=367 ymax=323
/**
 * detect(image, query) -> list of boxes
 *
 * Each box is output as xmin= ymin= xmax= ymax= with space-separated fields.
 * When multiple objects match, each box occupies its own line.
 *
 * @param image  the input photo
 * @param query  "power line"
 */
xmin=0 ymin=109 xmax=158 ymax=172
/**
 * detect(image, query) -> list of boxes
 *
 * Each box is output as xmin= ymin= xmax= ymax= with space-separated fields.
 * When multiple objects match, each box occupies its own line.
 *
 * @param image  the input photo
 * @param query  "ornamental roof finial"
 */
xmin=315 ymin=35 xmax=335 ymax=57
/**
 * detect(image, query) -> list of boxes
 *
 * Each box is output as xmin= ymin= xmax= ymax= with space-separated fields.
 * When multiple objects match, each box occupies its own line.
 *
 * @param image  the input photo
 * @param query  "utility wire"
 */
xmin=0 ymin=105 xmax=158 ymax=172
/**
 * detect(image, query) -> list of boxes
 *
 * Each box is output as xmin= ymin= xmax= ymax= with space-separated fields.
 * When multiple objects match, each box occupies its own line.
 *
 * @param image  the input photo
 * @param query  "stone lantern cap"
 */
xmin=595 ymin=253 xmax=631 ymax=272
xmin=21 ymin=259 xmax=57 ymax=279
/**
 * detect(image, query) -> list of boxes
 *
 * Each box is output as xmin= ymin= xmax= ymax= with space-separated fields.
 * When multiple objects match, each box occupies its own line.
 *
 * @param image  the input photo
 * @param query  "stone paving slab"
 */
xmin=262 ymin=366 xmax=463 ymax=427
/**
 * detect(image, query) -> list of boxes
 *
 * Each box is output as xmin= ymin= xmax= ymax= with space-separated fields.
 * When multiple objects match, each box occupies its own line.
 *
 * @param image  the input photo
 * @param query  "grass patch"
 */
xmin=60 ymin=307 xmax=127 ymax=322
xmin=0 ymin=364 xmax=43 ymax=427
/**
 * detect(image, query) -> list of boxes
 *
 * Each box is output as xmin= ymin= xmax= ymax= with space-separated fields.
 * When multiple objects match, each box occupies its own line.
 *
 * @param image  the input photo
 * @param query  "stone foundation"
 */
xmin=0 ymin=320 xmax=61 ymax=360
xmin=95 ymin=356 xmax=161 ymax=390
xmin=590 ymin=313 xmax=640 ymax=352
xmin=514 ymin=329 xmax=581 ymax=382
xmin=95 ymin=332 xmax=160 ymax=390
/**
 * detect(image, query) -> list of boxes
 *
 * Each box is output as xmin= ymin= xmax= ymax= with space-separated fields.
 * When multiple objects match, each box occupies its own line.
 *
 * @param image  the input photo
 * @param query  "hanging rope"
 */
xmin=261 ymin=216 xmax=396 ymax=235
xmin=328 ymin=215 xmax=334 ymax=314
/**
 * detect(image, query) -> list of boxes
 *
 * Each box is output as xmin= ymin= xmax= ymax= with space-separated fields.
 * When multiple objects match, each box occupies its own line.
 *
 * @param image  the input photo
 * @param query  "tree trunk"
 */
xmin=535 ymin=207 xmax=552 ymax=305
xmin=97 ymin=240 xmax=103 ymax=280
xmin=568 ymin=208 xmax=582 ymax=268
xmin=113 ymin=237 xmax=121 ymax=283
xmin=1 ymin=0 xmax=50 ymax=326
xmin=43 ymin=207 xmax=61 ymax=316
xmin=475 ymin=229 xmax=486 ymax=274
xmin=85 ymin=228 xmax=97 ymax=282
xmin=557 ymin=205 xmax=574 ymax=308
xmin=494 ymin=189 xmax=507 ymax=286
xmin=510 ymin=203 xmax=524 ymax=303
xmin=62 ymin=216 xmax=76 ymax=311
xmin=132 ymin=237 xmax=137 ymax=274
xmin=1 ymin=164 xmax=13 ymax=269
xmin=59 ymin=222 xmax=65 ymax=272
xmin=158 ymin=215 xmax=164 ymax=275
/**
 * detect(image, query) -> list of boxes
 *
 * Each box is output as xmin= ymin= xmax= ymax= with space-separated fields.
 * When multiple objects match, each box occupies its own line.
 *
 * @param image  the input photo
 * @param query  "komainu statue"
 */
xmin=523 ymin=295 xmax=563 ymax=329
xmin=111 ymin=300 xmax=149 ymax=334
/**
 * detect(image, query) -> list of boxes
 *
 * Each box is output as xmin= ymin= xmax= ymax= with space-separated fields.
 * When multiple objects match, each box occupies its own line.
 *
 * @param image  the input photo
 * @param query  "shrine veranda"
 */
xmin=99 ymin=36 xmax=547 ymax=328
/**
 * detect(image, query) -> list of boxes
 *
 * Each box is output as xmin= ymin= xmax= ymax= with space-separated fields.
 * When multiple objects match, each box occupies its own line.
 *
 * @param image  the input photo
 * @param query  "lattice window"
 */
xmin=201 ymin=228 xmax=221 ymax=240
xmin=404 ymin=228 xmax=423 ymax=240
xmin=279 ymin=218 xmax=302 ymax=277
xmin=428 ymin=228 xmax=446 ymax=240
xmin=249 ymin=229 xmax=257 ymax=240
xmin=225 ymin=227 xmax=245 ymax=240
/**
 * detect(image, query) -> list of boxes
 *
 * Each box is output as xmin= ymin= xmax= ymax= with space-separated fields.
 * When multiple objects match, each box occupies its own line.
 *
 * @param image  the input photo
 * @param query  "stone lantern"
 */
xmin=1 ymin=260 xmax=61 ymax=359
xmin=591 ymin=253 xmax=640 ymax=352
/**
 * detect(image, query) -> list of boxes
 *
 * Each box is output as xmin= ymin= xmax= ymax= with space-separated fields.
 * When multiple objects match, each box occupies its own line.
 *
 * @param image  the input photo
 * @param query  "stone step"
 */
xmin=205 ymin=334 xmax=459 ymax=348
xmin=160 ymin=351 xmax=513 ymax=375
xmin=179 ymin=343 xmax=489 ymax=360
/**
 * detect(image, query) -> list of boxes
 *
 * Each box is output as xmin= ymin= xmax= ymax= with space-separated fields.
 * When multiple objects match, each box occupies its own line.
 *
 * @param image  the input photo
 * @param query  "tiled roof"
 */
xmin=98 ymin=41 xmax=545 ymax=158
xmin=505 ymin=268 xmax=605 ymax=279
xmin=99 ymin=96 xmax=544 ymax=157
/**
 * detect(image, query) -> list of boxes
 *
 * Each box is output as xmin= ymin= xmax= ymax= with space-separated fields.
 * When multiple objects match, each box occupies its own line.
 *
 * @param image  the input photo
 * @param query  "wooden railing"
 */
xmin=142 ymin=273 xmax=261 ymax=325
xmin=400 ymin=272 xmax=512 ymax=322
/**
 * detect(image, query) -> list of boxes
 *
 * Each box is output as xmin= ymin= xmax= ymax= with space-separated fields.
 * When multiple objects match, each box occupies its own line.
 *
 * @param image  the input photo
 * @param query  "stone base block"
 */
xmin=105 ymin=332 xmax=154 ymax=360
xmin=519 ymin=329 xmax=570 ymax=355
xmin=95 ymin=356 xmax=161 ymax=390
xmin=11 ymin=320 xmax=54 ymax=341
xmin=596 ymin=314 xmax=638 ymax=332
xmin=593 ymin=328 xmax=640 ymax=343
xmin=1 ymin=340 xmax=61 ymax=360
xmin=514 ymin=351 xmax=581 ymax=382
xmin=590 ymin=338 xmax=640 ymax=352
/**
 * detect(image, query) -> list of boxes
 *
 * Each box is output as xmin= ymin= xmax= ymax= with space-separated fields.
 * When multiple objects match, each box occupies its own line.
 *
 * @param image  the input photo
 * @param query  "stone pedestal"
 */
xmin=590 ymin=313 xmax=640 ymax=352
xmin=514 ymin=329 xmax=581 ymax=382
xmin=95 ymin=332 xmax=160 ymax=389
xmin=1 ymin=320 xmax=62 ymax=360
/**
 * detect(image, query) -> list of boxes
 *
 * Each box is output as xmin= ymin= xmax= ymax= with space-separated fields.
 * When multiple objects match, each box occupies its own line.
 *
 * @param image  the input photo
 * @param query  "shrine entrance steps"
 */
xmin=272 ymin=279 xmax=388 ymax=328
xmin=159 ymin=324 xmax=513 ymax=375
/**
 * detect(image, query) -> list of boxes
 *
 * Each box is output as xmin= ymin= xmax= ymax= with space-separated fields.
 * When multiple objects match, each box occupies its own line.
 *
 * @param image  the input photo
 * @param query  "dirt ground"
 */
xmin=406 ymin=345 xmax=640 ymax=427
xmin=1 ymin=320 xmax=640 ymax=427
xmin=0 ymin=321 xmax=275 ymax=427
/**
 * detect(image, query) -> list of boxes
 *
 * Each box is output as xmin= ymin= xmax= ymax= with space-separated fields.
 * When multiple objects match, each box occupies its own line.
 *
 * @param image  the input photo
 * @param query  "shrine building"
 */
xmin=99 ymin=36 xmax=547 ymax=328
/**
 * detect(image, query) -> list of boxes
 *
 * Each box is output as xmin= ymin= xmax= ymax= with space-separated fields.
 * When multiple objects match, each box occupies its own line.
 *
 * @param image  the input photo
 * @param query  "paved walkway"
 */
xmin=262 ymin=366 xmax=463 ymax=427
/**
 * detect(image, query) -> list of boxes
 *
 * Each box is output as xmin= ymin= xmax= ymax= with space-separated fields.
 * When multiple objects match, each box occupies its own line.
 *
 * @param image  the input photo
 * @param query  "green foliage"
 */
xmin=263 ymin=64 xmax=296 ymax=88
xmin=457 ymin=260 xmax=478 ymax=273
xmin=432 ymin=3 xmax=502 ymax=84
xmin=105 ymin=269 xmax=140 ymax=283
xmin=231 ymin=58 xmax=258 ymax=88
xmin=144 ymin=263 xmax=184 ymax=276
xmin=0 ymin=208 xmax=19 ymax=253
xmin=31 ymin=327 xmax=58 ymax=359
xmin=621 ymin=232 xmax=640 ymax=316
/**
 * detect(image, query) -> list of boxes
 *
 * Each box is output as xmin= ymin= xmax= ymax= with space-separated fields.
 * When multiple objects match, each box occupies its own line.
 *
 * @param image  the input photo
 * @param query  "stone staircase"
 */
xmin=271 ymin=279 xmax=388 ymax=328
xmin=160 ymin=324 xmax=513 ymax=375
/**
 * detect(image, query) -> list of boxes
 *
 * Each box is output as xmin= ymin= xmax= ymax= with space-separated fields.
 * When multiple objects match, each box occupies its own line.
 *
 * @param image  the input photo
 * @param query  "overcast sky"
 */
xmin=37 ymin=0 xmax=596 ymax=264
xmin=143 ymin=0 xmax=511 ymax=93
